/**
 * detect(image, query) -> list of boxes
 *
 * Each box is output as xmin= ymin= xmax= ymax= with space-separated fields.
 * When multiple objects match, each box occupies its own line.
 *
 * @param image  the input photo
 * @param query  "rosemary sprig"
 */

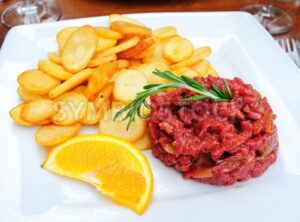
xmin=114 ymin=69 xmax=232 ymax=129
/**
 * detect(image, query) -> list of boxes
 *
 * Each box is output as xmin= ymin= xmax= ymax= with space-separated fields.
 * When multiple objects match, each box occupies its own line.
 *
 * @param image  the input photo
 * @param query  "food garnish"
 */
xmin=114 ymin=69 xmax=232 ymax=129
xmin=42 ymin=134 xmax=153 ymax=214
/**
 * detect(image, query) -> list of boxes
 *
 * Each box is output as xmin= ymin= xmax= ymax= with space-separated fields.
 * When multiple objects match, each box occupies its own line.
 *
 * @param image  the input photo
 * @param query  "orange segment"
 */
xmin=42 ymin=134 xmax=153 ymax=214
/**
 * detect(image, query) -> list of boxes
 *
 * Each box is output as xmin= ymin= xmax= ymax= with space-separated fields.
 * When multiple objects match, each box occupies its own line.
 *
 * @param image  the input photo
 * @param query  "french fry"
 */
xmin=18 ymin=70 xmax=60 ymax=95
xmin=95 ymin=36 xmax=140 ymax=57
xmin=94 ymin=27 xmax=124 ymax=39
xmin=109 ymin=14 xmax=146 ymax=27
xmin=47 ymin=52 xmax=62 ymax=65
xmin=153 ymin=26 xmax=177 ymax=39
xmin=21 ymin=99 xmax=59 ymax=123
xmin=17 ymin=86 xmax=48 ymax=102
xmin=110 ymin=21 xmax=152 ymax=37
xmin=133 ymin=130 xmax=152 ymax=150
xmin=137 ymin=61 xmax=169 ymax=84
xmin=170 ymin=46 xmax=211 ymax=70
xmin=99 ymin=107 xmax=146 ymax=141
xmin=49 ymin=68 xmax=93 ymax=99
xmin=10 ymin=104 xmax=50 ymax=126
xmin=62 ymin=25 xmax=98 ymax=73
xmin=38 ymin=60 xmax=73 ymax=81
xmin=191 ymin=60 xmax=210 ymax=76
xmin=52 ymin=92 xmax=88 ymax=126
xmin=88 ymin=54 xmax=117 ymax=68
xmin=113 ymin=69 xmax=148 ymax=103
xmin=57 ymin=27 xmax=78 ymax=52
xmin=96 ymin=37 xmax=117 ymax=53
xmin=117 ymin=37 xmax=155 ymax=59
xmin=35 ymin=123 xmax=81 ymax=146
xmin=163 ymin=36 xmax=194 ymax=63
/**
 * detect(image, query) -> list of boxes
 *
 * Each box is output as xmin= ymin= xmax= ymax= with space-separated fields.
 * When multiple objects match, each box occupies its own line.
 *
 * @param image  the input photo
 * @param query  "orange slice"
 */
xmin=42 ymin=134 xmax=153 ymax=214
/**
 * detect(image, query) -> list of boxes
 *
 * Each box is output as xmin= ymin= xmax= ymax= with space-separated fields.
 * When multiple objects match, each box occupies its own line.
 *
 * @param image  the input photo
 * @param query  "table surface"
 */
xmin=0 ymin=0 xmax=299 ymax=46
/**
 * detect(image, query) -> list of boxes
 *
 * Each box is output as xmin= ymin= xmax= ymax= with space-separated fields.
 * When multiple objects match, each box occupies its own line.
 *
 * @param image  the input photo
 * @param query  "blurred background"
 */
xmin=0 ymin=0 xmax=299 ymax=47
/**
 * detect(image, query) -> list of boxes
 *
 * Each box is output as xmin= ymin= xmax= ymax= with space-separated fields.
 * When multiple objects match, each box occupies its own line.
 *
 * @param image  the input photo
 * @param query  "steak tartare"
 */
xmin=148 ymin=76 xmax=278 ymax=186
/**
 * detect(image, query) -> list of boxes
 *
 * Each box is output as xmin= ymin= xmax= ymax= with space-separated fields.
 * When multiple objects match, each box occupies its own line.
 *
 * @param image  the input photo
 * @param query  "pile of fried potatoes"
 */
xmin=9 ymin=14 xmax=218 ymax=149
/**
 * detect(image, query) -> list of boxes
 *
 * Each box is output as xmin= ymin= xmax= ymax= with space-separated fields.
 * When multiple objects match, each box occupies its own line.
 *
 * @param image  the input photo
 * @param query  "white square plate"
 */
xmin=1 ymin=12 xmax=300 ymax=222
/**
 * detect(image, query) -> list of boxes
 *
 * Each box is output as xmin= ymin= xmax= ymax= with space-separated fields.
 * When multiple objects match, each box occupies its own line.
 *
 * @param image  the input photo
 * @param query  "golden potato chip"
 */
xmin=133 ymin=131 xmax=152 ymax=150
xmin=94 ymin=26 xmax=124 ymax=39
xmin=17 ymin=86 xmax=48 ymax=102
xmin=57 ymin=27 xmax=78 ymax=52
xmin=10 ymin=104 xmax=50 ymax=126
xmin=47 ymin=52 xmax=62 ymax=65
xmin=110 ymin=21 xmax=151 ymax=37
xmin=99 ymin=107 xmax=146 ymax=141
xmin=163 ymin=36 xmax=194 ymax=63
xmin=137 ymin=61 xmax=169 ymax=84
xmin=18 ymin=69 xmax=60 ymax=95
xmin=109 ymin=14 xmax=146 ymax=27
xmin=52 ymin=92 xmax=88 ymax=126
xmin=170 ymin=46 xmax=211 ymax=70
xmin=88 ymin=54 xmax=117 ymax=68
xmin=95 ymin=36 xmax=140 ymax=57
xmin=38 ymin=60 xmax=73 ymax=81
xmin=153 ymin=26 xmax=177 ymax=39
xmin=192 ymin=60 xmax=210 ymax=76
xmin=96 ymin=37 xmax=117 ymax=53
xmin=80 ymin=102 xmax=102 ymax=125
xmin=94 ymin=83 xmax=113 ymax=110
xmin=62 ymin=25 xmax=98 ymax=73
xmin=113 ymin=69 xmax=148 ymax=103
xmin=21 ymin=99 xmax=59 ymax=123
xmin=35 ymin=123 xmax=81 ymax=146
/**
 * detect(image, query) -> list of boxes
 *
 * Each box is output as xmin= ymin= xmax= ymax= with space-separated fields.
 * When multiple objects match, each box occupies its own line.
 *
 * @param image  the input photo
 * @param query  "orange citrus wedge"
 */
xmin=42 ymin=134 xmax=153 ymax=214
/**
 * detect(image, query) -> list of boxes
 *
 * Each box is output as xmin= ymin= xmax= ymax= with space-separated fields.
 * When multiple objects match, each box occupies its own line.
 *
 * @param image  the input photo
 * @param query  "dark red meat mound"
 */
xmin=148 ymin=76 xmax=278 ymax=186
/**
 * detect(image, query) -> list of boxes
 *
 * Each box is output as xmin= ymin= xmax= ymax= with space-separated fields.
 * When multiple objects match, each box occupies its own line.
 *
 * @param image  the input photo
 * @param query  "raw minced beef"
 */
xmin=148 ymin=76 xmax=278 ymax=186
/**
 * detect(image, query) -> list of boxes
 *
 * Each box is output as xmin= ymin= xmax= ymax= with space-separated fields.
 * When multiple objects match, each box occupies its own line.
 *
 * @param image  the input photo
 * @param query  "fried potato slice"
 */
xmin=57 ymin=27 xmax=78 ymax=52
xmin=117 ymin=37 xmax=155 ymax=59
xmin=10 ymin=103 xmax=50 ymax=126
xmin=94 ymin=83 xmax=113 ymax=110
xmin=191 ymin=60 xmax=210 ymax=76
xmin=110 ymin=21 xmax=152 ymax=37
xmin=35 ymin=123 xmax=81 ymax=146
xmin=94 ymin=27 xmax=124 ymax=39
xmin=47 ymin=52 xmax=62 ymax=65
xmin=205 ymin=66 xmax=219 ymax=77
xmin=170 ymin=46 xmax=211 ymax=70
xmin=17 ymin=86 xmax=48 ymax=102
xmin=113 ymin=69 xmax=148 ymax=103
xmin=96 ymin=37 xmax=117 ymax=53
xmin=51 ymin=92 xmax=88 ymax=126
xmin=18 ymin=70 xmax=60 ymax=95
xmin=86 ymin=61 xmax=125 ymax=100
xmin=137 ymin=61 xmax=169 ymax=84
xmin=49 ymin=68 xmax=93 ymax=99
xmin=99 ymin=107 xmax=146 ymax=141
xmin=21 ymin=99 xmax=59 ymax=123
xmin=132 ymin=38 xmax=159 ymax=59
xmin=153 ymin=26 xmax=177 ymax=39
xmin=62 ymin=25 xmax=98 ymax=73
xmin=80 ymin=102 xmax=102 ymax=125
xmin=95 ymin=36 xmax=140 ymax=57
xmin=171 ymin=67 xmax=190 ymax=76
xmin=109 ymin=14 xmax=146 ymax=27
xmin=38 ymin=60 xmax=73 ymax=81
xmin=163 ymin=36 xmax=194 ymax=63
xmin=128 ymin=59 xmax=142 ymax=68
xmin=88 ymin=54 xmax=117 ymax=68
xmin=133 ymin=131 xmax=152 ymax=150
